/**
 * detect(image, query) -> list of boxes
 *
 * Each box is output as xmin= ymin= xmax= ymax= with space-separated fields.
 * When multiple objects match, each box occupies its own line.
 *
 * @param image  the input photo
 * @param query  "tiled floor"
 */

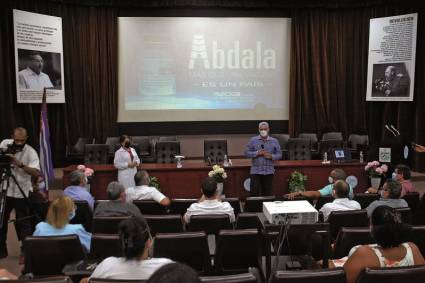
xmin=1 ymin=169 xmax=425 ymax=277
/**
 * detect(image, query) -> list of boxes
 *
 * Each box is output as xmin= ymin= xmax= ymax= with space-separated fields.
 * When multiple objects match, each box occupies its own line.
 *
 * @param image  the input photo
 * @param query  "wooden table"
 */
xmin=63 ymin=159 xmax=368 ymax=200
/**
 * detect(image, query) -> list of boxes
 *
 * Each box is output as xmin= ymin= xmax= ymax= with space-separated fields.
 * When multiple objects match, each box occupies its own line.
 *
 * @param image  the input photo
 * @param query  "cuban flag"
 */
xmin=39 ymin=88 xmax=54 ymax=191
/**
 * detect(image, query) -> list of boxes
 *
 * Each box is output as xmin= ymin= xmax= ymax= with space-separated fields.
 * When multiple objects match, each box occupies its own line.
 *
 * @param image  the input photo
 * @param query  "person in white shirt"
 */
xmin=82 ymin=216 xmax=172 ymax=281
xmin=126 ymin=170 xmax=170 ymax=207
xmin=18 ymin=52 xmax=54 ymax=90
xmin=114 ymin=135 xmax=140 ymax=189
xmin=0 ymin=127 xmax=41 ymax=258
xmin=184 ymin=177 xmax=235 ymax=224
xmin=320 ymin=180 xmax=361 ymax=221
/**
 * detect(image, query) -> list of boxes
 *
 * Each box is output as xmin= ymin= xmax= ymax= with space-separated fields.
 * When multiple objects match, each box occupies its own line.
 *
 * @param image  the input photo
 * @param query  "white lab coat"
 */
xmin=114 ymin=147 xmax=141 ymax=189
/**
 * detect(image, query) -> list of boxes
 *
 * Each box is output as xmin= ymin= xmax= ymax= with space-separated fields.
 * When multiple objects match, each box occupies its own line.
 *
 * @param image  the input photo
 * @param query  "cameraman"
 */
xmin=0 ymin=127 xmax=40 ymax=259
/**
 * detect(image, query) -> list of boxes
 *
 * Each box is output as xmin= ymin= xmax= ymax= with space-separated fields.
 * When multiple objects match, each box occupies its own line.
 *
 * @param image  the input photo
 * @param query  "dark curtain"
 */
xmin=288 ymin=4 xmax=425 ymax=171
xmin=1 ymin=0 xmax=424 ymax=170
xmin=0 ymin=0 xmax=117 ymax=165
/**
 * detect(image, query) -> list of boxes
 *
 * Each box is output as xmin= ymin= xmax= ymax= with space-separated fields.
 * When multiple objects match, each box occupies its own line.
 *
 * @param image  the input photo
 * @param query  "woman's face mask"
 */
xmin=392 ymin=172 xmax=399 ymax=181
xmin=259 ymin=130 xmax=268 ymax=138
xmin=328 ymin=176 xmax=334 ymax=184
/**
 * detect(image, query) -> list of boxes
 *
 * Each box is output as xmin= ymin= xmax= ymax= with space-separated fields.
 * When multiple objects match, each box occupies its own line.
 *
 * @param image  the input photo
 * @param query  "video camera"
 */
xmin=0 ymin=143 xmax=23 ymax=170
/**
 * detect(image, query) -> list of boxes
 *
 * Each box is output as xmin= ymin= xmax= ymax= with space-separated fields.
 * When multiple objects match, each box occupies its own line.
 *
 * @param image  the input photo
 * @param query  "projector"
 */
xmin=263 ymin=200 xmax=318 ymax=225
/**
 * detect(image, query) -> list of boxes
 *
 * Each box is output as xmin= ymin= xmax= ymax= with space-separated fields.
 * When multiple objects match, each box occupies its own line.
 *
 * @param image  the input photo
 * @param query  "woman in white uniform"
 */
xmin=114 ymin=135 xmax=140 ymax=189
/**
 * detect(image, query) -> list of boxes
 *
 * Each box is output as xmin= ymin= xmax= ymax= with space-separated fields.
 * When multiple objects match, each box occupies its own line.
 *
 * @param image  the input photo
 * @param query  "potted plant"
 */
xmin=149 ymin=176 xmax=161 ymax=191
xmin=364 ymin=161 xmax=388 ymax=189
xmin=288 ymin=171 xmax=307 ymax=193
xmin=208 ymin=164 xmax=228 ymax=196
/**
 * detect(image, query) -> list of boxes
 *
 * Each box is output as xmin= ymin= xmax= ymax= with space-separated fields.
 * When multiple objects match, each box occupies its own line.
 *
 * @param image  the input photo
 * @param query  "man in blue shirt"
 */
xmin=245 ymin=122 xmax=282 ymax=196
xmin=64 ymin=170 xmax=95 ymax=210
xmin=285 ymin=168 xmax=354 ymax=200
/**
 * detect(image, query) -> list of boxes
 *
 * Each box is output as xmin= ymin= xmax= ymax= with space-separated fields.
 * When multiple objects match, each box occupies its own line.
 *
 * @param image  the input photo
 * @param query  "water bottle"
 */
xmin=359 ymin=151 xmax=364 ymax=163
xmin=323 ymin=152 xmax=328 ymax=163
xmin=223 ymin=154 xmax=229 ymax=167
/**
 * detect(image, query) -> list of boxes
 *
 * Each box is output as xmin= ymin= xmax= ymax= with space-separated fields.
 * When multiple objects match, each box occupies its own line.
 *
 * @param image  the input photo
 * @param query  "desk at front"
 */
xmin=63 ymin=159 xmax=368 ymax=200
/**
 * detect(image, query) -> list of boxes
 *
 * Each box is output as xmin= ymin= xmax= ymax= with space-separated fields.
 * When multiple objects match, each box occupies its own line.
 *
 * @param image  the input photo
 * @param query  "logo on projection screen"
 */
xmin=188 ymin=35 xmax=276 ymax=70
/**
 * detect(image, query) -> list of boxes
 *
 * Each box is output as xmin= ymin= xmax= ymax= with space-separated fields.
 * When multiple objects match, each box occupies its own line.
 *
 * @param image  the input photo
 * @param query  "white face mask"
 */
xmin=259 ymin=130 xmax=268 ymax=138
xmin=328 ymin=176 xmax=334 ymax=184
xmin=69 ymin=209 xmax=76 ymax=220
xmin=379 ymin=190 xmax=386 ymax=198
xmin=392 ymin=172 xmax=398 ymax=180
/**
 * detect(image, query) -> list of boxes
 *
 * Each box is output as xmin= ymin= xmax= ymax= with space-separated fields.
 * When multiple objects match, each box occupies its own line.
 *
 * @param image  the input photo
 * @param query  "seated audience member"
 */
xmin=320 ymin=180 xmax=361 ymax=221
xmin=0 ymin=268 xmax=18 ymax=280
xmin=184 ymin=177 xmax=235 ymax=224
xmin=94 ymin=181 xmax=142 ymax=218
xmin=286 ymin=168 xmax=353 ymax=200
xmin=63 ymin=170 xmax=95 ymax=210
xmin=33 ymin=196 xmax=91 ymax=251
xmin=146 ymin=262 xmax=200 ymax=283
xmin=126 ymin=170 xmax=170 ymax=207
xmin=342 ymin=205 xmax=425 ymax=283
xmin=366 ymin=179 xmax=408 ymax=217
xmin=85 ymin=216 xmax=172 ymax=281
xmin=367 ymin=164 xmax=415 ymax=197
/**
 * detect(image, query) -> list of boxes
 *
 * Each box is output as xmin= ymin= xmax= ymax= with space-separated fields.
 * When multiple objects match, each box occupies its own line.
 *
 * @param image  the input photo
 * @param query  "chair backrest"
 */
xmin=356 ymin=265 xmax=425 ymax=283
xmin=348 ymin=134 xmax=369 ymax=150
xmin=131 ymin=136 xmax=153 ymax=157
xmin=84 ymin=144 xmax=109 ymax=164
xmin=23 ymin=235 xmax=85 ymax=276
xmin=144 ymin=214 xmax=183 ymax=236
xmin=153 ymin=232 xmax=212 ymax=274
xmin=236 ymin=213 xmax=260 ymax=230
xmin=204 ymin=140 xmax=228 ymax=163
xmin=90 ymin=234 xmax=122 ymax=260
xmin=200 ymin=270 xmax=260 ymax=283
xmin=105 ymin=137 xmax=120 ymax=155
xmin=328 ymin=210 xmax=369 ymax=240
xmin=222 ymin=197 xmax=241 ymax=216
xmin=70 ymin=200 xmax=93 ymax=232
xmin=354 ymin=193 xmax=380 ymax=209
xmin=402 ymin=192 xmax=420 ymax=213
xmin=158 ymin=136 xmax=177 ymax=142
xmin=214 ymin=229 xmax=261 ymax=274
xmin=333 ymin=227 xmax=374 ymax=258
xmin=244 ymin=196 xmax=276 ymax=212
xmin=414 ymin=194 xmax=425 ymax=225
xmin=277 ymin=223 xmax=330 ymax=258
xmin=92 ymin=216 xmax=130 ymax=234
xmin=409 ymin=225 xmax=425 ymax=256
xmin=72 ymin=137 xmax=94 ymax=154
xmin=155 ymin=141 xmax=180 ymax=163
xmin=170 ymin=198 xmax=198 ymax=215
xmin=90 ymin=279 xmax=146 ymax=283
xmin=315 ymin=195 xmax=334 ymax=210
xmin=188 ymin=214 xmax=232 ymax=235
xmin=395 ymin=207 xmax=413 ymax=224
xmin=287 ymin=138 xmax=312 ymax=160
xmin=270 ymin=268 xmax=346 ymax=283
xmin=298 ymin=133 xmax=318 ymax=151
xmin=6 ymin=276 xmax=73 ymax=283
xmin=322 ymin=132 xmax=343 ymax=141
xmin=132 ymin=200 xmax=168 ymax=215
xmin=273 ymin=134 xmax=291 ymax=150
xmin=319 ymin=139 xmax=344 ymax=157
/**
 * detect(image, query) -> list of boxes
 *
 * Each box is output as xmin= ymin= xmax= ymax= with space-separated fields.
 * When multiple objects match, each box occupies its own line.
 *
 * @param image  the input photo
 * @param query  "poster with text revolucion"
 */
xmin=366 ymin=13 xmax=417 ymax=102
xmin=13 ymin=9 xmax=65 ymax=103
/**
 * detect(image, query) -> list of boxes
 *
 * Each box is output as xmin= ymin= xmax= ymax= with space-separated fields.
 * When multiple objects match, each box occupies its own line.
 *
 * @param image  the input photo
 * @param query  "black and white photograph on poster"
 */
xmin=13 ymin=9 xmax=65 ymax=103
xmin=17 ymin=49 xmax=62 ymax=90
xmin=371 ymin=63 xmax=410 ymax=98
xmin=366 ymin=13 xmax=417 ymax=102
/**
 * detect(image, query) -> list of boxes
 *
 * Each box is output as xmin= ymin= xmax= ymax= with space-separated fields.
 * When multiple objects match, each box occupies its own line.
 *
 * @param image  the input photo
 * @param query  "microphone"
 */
xmin=385 ymin=125 xmax=397 ymax=137
xmin=390 ymin=125 xmax=400 ymax=136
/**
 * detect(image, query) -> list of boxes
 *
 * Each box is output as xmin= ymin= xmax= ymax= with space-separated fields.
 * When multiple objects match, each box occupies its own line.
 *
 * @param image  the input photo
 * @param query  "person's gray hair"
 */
xmin=134 ymin=170 xmax=150 ymax=186
xmin=258 ymin=121 xmax=269 ymax=128
xmin=386 ymin=179 xmax=402 ymax=199
xmin=107 ymin=181 xmax=125 ymax=200
xmin=69 ymin=170 xmax=85 ymax=186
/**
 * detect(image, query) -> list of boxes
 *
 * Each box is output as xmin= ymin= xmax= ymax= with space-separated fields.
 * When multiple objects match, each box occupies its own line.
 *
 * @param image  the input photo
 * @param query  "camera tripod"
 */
xmin=0 ymin=164 xmax=40 ymax=230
